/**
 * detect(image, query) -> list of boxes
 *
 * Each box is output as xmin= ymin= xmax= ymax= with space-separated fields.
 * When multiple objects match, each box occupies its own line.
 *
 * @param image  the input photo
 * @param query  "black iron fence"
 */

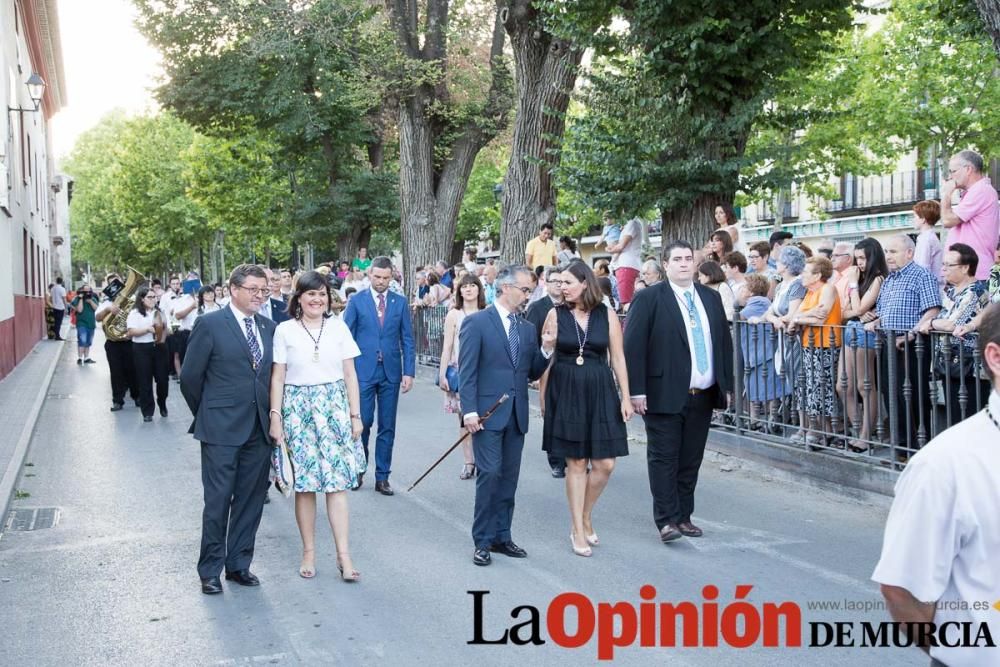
xmin=726 ymin=320 xmax=988 ymax=468
xmin=411 ymin=306 xmax=989 ymax=470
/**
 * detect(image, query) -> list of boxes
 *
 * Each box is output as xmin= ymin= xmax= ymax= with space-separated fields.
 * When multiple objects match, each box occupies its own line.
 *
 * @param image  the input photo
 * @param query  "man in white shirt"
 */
xmin=872 ymin=303 xmax=1000 ymax=667
xmin=159 ymin=276 xmax=183 ymax=378
xmin=624 ymin=240 xmax=734 ymax=544
xmin=171 ymin=288 xmax=198 ymax=378
xmin=50 ymin=277 xmax=68 ymax=340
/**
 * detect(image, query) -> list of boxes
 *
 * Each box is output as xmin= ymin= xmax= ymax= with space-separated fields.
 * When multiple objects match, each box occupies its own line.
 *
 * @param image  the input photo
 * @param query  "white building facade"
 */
xmin=0 ymin=0 xmax=67 ymax=380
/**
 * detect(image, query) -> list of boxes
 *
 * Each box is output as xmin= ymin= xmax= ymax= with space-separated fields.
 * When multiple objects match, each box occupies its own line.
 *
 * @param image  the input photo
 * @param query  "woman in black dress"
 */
xmin=540 ymin=261 xmax=633 ymax=557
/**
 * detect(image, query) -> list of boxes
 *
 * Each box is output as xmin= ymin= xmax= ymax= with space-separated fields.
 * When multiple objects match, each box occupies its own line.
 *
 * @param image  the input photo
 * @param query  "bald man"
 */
xmin=864 ymin=235 xmax=941 ymax=459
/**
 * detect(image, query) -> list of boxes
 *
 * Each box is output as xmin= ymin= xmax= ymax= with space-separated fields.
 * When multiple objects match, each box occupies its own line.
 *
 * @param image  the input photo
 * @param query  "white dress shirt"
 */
xmin=370 ymin=287 xmax=390 ymax=318
xmin=668 ymin=280 xmax=715 ymax=390
xmin=463 ymin=302 xmax=522 ymax=422
xmin=229 ymin=303 xmax=262 ymax=346
xmin=872 ymin=390 xmax=1000 ymax=667
xmin=160 ymin=290 xmax=180 ymax=326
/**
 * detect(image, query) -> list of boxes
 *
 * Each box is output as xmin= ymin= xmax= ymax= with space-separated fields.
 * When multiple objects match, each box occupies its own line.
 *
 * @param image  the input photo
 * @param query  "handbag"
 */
xmin=934 ymin=344 xmax=974 ymax=380
xmin=435 ymin=365 xmax=461 ymax=392
xmin=271 ymin=439 xmax=295 ymax=498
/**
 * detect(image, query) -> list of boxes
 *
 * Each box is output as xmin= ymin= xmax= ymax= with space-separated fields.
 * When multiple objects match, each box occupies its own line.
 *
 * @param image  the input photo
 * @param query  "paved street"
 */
xmin=0 ymin=334 xmax=923 ymax=666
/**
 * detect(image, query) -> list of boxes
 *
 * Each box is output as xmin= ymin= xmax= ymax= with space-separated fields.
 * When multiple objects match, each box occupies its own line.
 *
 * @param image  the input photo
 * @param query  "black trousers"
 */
xmin=642 ymin=389 xmax=716 ymax=530
xmin=105 ymin=339 xmax=138 ymax=405
xmin=171 ymin=329 xmax=190 ymax=369
xmin=51 ymin=308 xmax=65 ymax=339
xmin=879 ymin=337 xmax=932 ymax=453
xmin=132 ymin=343 xmax=157 ymax=417
xmin=198 ymin=421 xmax=272 ymax=578
xmin=153 ymin=343 xmax=171 ymax=410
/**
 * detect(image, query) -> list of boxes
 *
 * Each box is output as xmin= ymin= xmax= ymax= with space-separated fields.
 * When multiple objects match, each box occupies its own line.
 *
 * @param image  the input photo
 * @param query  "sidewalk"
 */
xmin=0 ymin=335 xmax=64 ymax=522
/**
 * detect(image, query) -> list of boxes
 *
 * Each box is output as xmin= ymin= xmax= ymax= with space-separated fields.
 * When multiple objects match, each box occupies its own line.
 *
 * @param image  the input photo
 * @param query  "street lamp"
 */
xmin=7 ymin=72 xmax=46 ymax=112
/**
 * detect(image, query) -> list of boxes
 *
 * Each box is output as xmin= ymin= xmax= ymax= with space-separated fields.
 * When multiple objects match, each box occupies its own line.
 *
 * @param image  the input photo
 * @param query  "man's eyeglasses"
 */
xmin=506 ymin=285 xmax=532 ymax=295
xmin=832 ymin=253 xmax=851 ymax=258
xmin=234 ymin=285 xmax=268 ymax=296
xmin=948 ymin=164 xmax=969 ymax=175
xmin=748 ymin=254 xmax=761 ymax=260
xmin=942 ymin=262 xmax=965 ymax=268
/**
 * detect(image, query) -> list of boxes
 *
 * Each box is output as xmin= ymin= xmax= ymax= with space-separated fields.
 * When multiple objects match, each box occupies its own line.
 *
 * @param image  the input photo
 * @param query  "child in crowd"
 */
xmin=912 ymin=199 xmax=943 ymax=286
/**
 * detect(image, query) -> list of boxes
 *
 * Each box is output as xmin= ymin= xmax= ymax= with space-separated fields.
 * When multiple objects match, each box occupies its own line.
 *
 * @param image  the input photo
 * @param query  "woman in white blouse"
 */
xmin=268 ymin=271 xmax=365 ymax=581
xmin=126 ymin=286 xmax=165 ymax=423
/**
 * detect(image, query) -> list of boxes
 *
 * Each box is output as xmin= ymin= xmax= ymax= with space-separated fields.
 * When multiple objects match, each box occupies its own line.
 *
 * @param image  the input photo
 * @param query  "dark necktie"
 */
xmin=507 ymin=313 xmax=519 ymax=365
xmin=244 ymin=317 xmax=262 ymax=368
xmin=377 ymin=293 xmax=386 ymax=326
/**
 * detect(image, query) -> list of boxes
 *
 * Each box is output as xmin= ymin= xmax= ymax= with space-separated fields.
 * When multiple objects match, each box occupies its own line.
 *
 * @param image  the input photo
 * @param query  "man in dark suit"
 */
xmin=259 ymin=269 xmax=290 ymax=323
xmin=180 ymin=264 xmax=276 ymax=595
xmin=343 ymin=256 xmax=416 ymax=496
xmin=624 ymin=240 xmax=733 ymax=544
xmin=459 ymin=265 xmax=553 ymax=566
xmin=524 ymin=265 xmax=566 ymax=478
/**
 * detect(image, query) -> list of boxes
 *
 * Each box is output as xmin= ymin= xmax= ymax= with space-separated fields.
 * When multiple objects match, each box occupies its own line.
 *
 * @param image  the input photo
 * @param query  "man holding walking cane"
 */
xmin=458 ymin=265 xmax=555 ymax=566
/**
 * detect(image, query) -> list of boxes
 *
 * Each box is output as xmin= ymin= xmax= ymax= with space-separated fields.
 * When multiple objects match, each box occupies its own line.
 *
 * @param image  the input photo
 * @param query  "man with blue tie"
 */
xmin=343 ymin=256 xmax=416 ymax=495
xmin=459 ymin=265 xmax=553 ymax=566
xmin=624 ymin=240 xmax=733 ymax=544
xmin=180 ymin=264 xmax=276 ymax=594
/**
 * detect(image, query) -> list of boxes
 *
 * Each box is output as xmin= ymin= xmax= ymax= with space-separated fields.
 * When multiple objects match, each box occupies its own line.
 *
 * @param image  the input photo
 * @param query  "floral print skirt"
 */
xmin=278 ymin=380 xmax=366 ymax=493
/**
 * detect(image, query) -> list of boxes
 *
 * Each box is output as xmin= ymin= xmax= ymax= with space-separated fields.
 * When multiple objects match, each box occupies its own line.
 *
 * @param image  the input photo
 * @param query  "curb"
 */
xmin=0 ymin=339 xmax=64 ymax=522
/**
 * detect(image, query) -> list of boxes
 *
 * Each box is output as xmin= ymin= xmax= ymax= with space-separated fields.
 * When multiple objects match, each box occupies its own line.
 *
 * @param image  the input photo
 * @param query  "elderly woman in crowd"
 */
xmin=838 ymin=238 xmax=888 ymax=451
xmin=269 ymin=271 xmax=365 ymax=581
xmin=788 ymin=256 xmax=843 ymax=447
xmin=751 ymin=245 xmax=808 ymax=422
xmin=697 ymin=260 xmax=736 ymax=321
xmin=640 ymin=258 xmax=664 ymax=287
xmin=920 ymin=242 xmax=990 ymax=425
xmin=739 ymin=274 xmax=783 ymax=430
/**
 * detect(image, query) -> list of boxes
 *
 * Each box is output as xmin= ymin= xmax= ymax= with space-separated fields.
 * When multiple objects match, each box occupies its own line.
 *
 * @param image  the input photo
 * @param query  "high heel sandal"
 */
xmin=459 ymin=462 xmax=477 ymax=480
xmin=336 ymin=551 xmax=361 ymax=582
xmin=570 ymin=533 xmax=592 ymax=557
xmin=299 ymin=548 xmax=316 ymax=579
xmin=585 ymin=533 xmax=599 ymax=547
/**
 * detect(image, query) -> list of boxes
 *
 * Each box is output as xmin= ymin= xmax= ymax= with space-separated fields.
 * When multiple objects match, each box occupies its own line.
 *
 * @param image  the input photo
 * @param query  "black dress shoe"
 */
xmin=134 ymin=399 xmax=141 ymax=408
xmin=159 ymin=406 xmax=168 ymax=418
xmin=143 ymin=416 xmax=153 ymax=423
xmin=374 ymin=480 xmax=394 ymax=496
xmin=490 ymin=541 xmax=527 ymax=558
xmin=677 ymin=521 xmax=703 ymax=537
xmin=473 ymin=548 xmax=492 ymax=566
xmin=224 ymin=569 xmax=260 ymax=586
xmin=110 ymin=403 xmax=124 ymax=412
xmin=659 ymin=524 xmax=684 ymax=543
xmin=550 ymin=466 xmax=566 ymax=478
xmin=263 ymin=489 xmax=270 ymax=504
xmin=200 ymin=576 xmax=223 ymax=595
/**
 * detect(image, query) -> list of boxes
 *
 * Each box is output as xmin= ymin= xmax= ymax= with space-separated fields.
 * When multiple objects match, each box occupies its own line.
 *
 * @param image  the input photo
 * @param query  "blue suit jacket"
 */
xmin=267 ymin=296 xmax=291 ymax=324
xmin=343 ymin=289 xmax=416 ymax=383
xmin=458 ymin=306 xmax=549 ymax=434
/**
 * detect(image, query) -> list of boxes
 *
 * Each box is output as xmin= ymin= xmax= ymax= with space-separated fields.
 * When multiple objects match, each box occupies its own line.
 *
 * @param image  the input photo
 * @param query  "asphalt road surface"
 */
xmin=0 ymin=336 xmax=924 ymax=666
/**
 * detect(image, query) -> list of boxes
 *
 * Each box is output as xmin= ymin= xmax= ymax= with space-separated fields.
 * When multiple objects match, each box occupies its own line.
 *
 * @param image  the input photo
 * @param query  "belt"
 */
xmin=688 ymin=388 xmax=704 ymax=395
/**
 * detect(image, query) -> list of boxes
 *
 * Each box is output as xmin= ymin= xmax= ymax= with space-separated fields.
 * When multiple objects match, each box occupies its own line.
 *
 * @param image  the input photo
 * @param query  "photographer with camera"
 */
xmin=69 ymin=284 xmax=100 ymax=365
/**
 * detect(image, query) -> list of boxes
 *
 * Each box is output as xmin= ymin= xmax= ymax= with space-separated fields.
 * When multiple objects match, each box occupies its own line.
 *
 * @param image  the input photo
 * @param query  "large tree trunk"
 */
xmin=973 ymin=0 xmax=1000 ymax=60
xmin=386 ymin=1 xmax=512 ymax=293
xmin=660 ymin=193 xmax=733 ymax=250
xmin=499 ymin=1 xmax=583 ymax=266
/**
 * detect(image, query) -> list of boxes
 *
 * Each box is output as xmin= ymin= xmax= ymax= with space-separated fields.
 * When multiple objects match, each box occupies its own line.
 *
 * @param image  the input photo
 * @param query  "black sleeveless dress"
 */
xmin=542 ymin=304 xmax=629 ymax=460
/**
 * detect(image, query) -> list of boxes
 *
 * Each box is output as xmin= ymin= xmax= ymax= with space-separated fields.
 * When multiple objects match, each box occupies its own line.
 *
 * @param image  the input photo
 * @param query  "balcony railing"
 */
xmin=818 ymin=170 xmax=927 ymax=214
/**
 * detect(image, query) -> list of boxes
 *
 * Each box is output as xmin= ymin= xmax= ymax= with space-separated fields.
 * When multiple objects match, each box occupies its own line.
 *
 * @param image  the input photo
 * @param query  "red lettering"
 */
xmin=702 ymin=585 xmax=719 ymax=647
xmin=659 ymin=602 xmax=700 ymax=647
xmin=597 ymin=602 xmax=638 ymax=660
xmin=547 ymin=593 xmax=595 ymax=648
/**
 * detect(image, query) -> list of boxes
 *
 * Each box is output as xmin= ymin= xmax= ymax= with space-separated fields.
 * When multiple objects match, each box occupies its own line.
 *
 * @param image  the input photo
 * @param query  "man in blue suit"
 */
xmin=459 ymin=265 xmax=553 ymax=566
xmin=343 ymin=256 xmax=416 ymax=495
xmin=259 ymin=269 xmax=291 ymax=323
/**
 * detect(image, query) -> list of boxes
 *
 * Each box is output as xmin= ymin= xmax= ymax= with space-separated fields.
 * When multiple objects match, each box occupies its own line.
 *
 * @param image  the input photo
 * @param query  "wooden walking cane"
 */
xmin=407 ymin=393 xmax=510 ymax=492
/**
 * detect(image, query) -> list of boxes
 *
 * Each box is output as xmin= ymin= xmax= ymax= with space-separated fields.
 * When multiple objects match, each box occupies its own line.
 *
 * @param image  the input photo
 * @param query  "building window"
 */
xmin=22 ymin=229 xmax=28 ymax=295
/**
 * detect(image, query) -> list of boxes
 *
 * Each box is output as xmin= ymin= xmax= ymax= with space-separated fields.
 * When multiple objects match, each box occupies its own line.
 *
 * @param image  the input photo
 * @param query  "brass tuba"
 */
xmin=102 ymin=267 xmax=146 ymax=342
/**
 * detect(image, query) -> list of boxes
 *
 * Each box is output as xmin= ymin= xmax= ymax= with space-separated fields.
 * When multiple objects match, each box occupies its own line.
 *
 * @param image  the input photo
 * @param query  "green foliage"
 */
xmin=63 ymin=112 xmax=210 ymax=272
xmin=133 ymin=0 xmax=398 ymax=253
xmin=547 ymin=0 xmax=858 ymax=232
xmin=456 ymin=149 xmax=505 ymax=243
xmin=850 ymin=0 xmax=1000 ymax=165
